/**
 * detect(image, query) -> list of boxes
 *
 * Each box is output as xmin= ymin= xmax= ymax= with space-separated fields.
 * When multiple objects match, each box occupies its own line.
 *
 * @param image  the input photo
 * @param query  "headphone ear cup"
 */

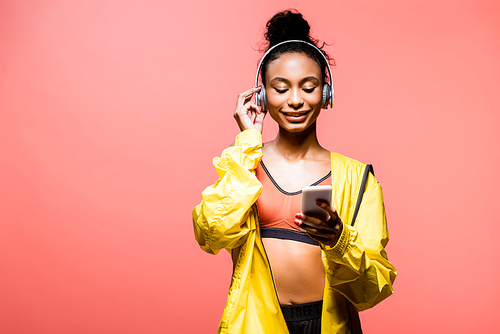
xmin=322 ymin=83 xmax=331 ymax=109
xmin=256 ymin=84 xmax=267 ymax=111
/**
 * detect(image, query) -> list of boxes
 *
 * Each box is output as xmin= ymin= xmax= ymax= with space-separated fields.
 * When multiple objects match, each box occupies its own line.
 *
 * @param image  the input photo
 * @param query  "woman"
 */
xmin=193 ymin=10 xmax=396 ymax=334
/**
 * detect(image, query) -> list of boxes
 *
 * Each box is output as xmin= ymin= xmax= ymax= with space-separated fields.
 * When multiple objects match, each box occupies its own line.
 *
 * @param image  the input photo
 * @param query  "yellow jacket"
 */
xmin=193 ymin=129 xmax=396 ymax=334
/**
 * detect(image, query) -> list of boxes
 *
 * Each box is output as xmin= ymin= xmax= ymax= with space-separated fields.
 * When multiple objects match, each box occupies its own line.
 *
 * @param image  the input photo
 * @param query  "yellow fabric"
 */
xmin=193 ymin=129 xmax=397 ymax=334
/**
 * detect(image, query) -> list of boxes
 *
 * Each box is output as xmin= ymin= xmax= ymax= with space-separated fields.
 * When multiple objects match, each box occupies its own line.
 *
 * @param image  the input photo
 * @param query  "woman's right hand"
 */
xmin=234 ymin=86 xmax=266 ymax=133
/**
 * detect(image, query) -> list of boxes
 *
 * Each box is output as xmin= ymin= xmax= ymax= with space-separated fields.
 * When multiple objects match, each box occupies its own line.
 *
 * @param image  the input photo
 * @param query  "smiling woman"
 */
xmin=265 ymin=53 xmax=323 ymax=132
xmin=192 ymin=9 xmax=396 ymax=334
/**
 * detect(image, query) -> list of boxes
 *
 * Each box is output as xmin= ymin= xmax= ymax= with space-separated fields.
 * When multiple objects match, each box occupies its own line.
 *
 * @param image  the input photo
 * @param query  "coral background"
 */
xmin=1 ymin=0 xmax=499 ymax=333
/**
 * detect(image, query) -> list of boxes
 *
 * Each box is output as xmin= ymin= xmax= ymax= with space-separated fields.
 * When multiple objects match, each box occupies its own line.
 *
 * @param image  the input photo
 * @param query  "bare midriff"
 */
xmin=262 ymin=238 xmax=325 ymax=305
xmin=255 ymin=155 xmax=331 ymax=305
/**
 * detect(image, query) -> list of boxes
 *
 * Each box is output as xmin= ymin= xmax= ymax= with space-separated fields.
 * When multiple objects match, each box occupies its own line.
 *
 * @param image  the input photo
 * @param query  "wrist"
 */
xmin=321 ymin=222 xmax=346 ymax=249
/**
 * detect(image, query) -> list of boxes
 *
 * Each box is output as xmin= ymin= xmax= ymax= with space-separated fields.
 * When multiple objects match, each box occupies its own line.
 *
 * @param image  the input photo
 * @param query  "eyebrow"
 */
xmin=301 ymin=76 xmax=320 ymax=84
xmin=270 ymin=77 xmax=289 ymax=84
xmin=270 ymin=76 xmax=320 ymax=85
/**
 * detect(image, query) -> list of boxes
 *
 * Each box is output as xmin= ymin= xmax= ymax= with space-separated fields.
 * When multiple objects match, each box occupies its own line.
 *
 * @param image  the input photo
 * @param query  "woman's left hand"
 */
xmin=294 ymin=201 xmax=344 ymax=247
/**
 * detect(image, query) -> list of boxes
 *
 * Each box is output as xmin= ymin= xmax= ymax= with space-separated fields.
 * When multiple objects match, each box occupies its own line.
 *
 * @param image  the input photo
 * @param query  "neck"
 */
xmin=272 ymin=122 xmax=322 ymax=160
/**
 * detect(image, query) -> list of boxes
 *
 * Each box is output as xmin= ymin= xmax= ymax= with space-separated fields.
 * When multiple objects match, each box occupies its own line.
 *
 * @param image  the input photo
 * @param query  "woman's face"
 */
xmin=264 ymin=52 xmax=323 ymax=133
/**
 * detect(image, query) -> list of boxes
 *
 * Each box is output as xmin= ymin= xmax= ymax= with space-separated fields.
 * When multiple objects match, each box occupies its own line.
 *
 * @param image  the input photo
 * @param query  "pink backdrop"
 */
xmin=1 ymin=0 xmax=499 ymax=333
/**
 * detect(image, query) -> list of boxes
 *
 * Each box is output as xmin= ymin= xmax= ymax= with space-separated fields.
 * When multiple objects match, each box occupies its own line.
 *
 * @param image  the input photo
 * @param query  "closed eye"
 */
xmin=303 ymin=87 xmax=316 ymax=93
xmin=274 ymin=88 xmax=288 ymax=94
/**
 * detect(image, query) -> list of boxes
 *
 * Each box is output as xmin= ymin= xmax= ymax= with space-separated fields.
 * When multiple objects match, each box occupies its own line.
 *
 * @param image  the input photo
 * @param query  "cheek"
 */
xmin=267 ymin=106 xmax=282 ymax=123
xmin=266 ymin=92 xmax=286 ymax=108
xmin=307 ymin=90 xmax=323 ymax=108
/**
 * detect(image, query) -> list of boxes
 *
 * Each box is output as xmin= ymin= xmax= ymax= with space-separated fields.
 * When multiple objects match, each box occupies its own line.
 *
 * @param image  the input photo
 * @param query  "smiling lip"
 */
xmin=280 ymin=110 xmax=311 ymax=123
xmin=281 ymin=110 xmax=311 ymax=116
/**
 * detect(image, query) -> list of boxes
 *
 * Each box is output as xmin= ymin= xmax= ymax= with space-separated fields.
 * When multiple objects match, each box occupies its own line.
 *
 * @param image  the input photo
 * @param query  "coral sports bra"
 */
xmin=255 ymin=161 xmax=331 ymax=246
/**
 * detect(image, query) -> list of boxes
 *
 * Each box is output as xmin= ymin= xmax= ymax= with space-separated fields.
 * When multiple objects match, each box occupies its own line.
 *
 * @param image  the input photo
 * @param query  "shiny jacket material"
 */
xmin=193 ymin=129 xmax=397 ymax=334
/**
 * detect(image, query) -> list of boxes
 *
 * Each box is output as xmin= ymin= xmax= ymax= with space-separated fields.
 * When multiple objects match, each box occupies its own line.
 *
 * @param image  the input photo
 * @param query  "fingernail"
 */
xmin=316 ymin=201 xmax=322 ymax=206
xmin=295 ymin=213 xmax=302 ymax=219
xmin=294 ymin=219 xmax=300 ymax=225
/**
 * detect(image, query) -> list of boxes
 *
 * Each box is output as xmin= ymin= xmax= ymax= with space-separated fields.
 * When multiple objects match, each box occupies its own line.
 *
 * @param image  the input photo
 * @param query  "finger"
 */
xmin=246 ymin=102 xmax=260 ymax=112
xmin=315 ymin=201 xmax=341 ymax=225
xmin=299 ymin=223 xmax=332 ymax=236
xmin=250 ymin=108 xmax=257 ymax=124
xmin=234 ymin=102 xmax=262 ymax=131
xmin=236 ymin=86 xmax=261 ymax=109
xmin=256 ymin=106 xmax=266 ymax=117
xmin=305 ymin=222 xmax=344 ymax=247
xmin=234 ymin=101 xmax=260 ymax=118
xmin=295 ymin=212 xmax=331 ymax=227
xmin=246 ymin=103 xmax=260 ymax=123
xmin=294 ymin=214 xmax=336 ymax=233
xmin=299 ymin=222 xmax=337 ymax=235
xmin=254 ymin=109 xmax=266 ymax=125
xmin=299 ymin=219 xmax=341 ymax=239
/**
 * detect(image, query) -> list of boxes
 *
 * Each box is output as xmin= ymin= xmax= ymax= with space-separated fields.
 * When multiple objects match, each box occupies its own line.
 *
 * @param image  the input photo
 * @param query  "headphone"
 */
xmin=255 ymin=39 xmax=334 ymax=111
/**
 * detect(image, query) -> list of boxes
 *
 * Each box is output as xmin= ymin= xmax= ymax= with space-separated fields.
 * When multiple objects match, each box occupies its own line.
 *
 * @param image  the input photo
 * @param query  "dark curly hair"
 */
xmin=260 ymin=9 xmax=334 ymax=85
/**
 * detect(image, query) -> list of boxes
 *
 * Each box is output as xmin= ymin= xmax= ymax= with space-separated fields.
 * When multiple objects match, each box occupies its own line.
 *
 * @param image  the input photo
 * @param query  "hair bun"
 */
xmin=265 ymin=10 xmax=312 ymax=47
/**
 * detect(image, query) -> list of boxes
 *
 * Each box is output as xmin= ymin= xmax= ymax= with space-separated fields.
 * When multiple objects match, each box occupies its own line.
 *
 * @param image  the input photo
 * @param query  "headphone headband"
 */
xmin=255 ymin=40 xmax=334 ymax=108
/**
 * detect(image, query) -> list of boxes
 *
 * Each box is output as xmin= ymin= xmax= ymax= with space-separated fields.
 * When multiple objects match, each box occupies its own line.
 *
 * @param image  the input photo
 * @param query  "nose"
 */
xmin=288 ymin=88 xmax=304 ymax=109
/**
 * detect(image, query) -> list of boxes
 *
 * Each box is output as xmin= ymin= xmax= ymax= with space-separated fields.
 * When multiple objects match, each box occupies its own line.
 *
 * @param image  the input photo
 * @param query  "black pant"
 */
xmin=281 ymin=300 xmax=322 ymax=334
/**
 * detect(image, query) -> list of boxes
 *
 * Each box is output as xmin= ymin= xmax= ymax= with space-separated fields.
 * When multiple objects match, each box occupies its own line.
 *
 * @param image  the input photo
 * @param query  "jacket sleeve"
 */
xmin=322 ymin=172 xmax=397 ymax=311
xmin=192 ymin=129 xmax=263 ymax=255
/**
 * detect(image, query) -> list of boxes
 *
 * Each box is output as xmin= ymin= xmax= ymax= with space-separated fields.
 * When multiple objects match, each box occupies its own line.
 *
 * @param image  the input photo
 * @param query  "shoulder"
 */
xmin=330 ymin=152 xmax=381 ymax=193
xmin=329 ymin=152 xmax=376 ymax=187
xmin=330 ymin=152 xmax=366 ymax=171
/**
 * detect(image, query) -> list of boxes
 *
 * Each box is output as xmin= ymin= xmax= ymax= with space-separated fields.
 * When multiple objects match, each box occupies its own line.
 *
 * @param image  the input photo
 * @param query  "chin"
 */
xmin=281 ymin=121 xmax=317 ymax=134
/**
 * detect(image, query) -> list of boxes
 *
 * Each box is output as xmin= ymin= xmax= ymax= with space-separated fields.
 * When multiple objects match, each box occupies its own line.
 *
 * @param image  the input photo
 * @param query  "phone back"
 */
xmin=301 ymin=185 xmax=332 ymax=221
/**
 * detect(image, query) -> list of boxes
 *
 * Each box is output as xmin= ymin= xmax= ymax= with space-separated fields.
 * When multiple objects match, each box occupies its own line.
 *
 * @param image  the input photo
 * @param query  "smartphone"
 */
xmin=301 ymin=185 xmax=332 ymax=221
